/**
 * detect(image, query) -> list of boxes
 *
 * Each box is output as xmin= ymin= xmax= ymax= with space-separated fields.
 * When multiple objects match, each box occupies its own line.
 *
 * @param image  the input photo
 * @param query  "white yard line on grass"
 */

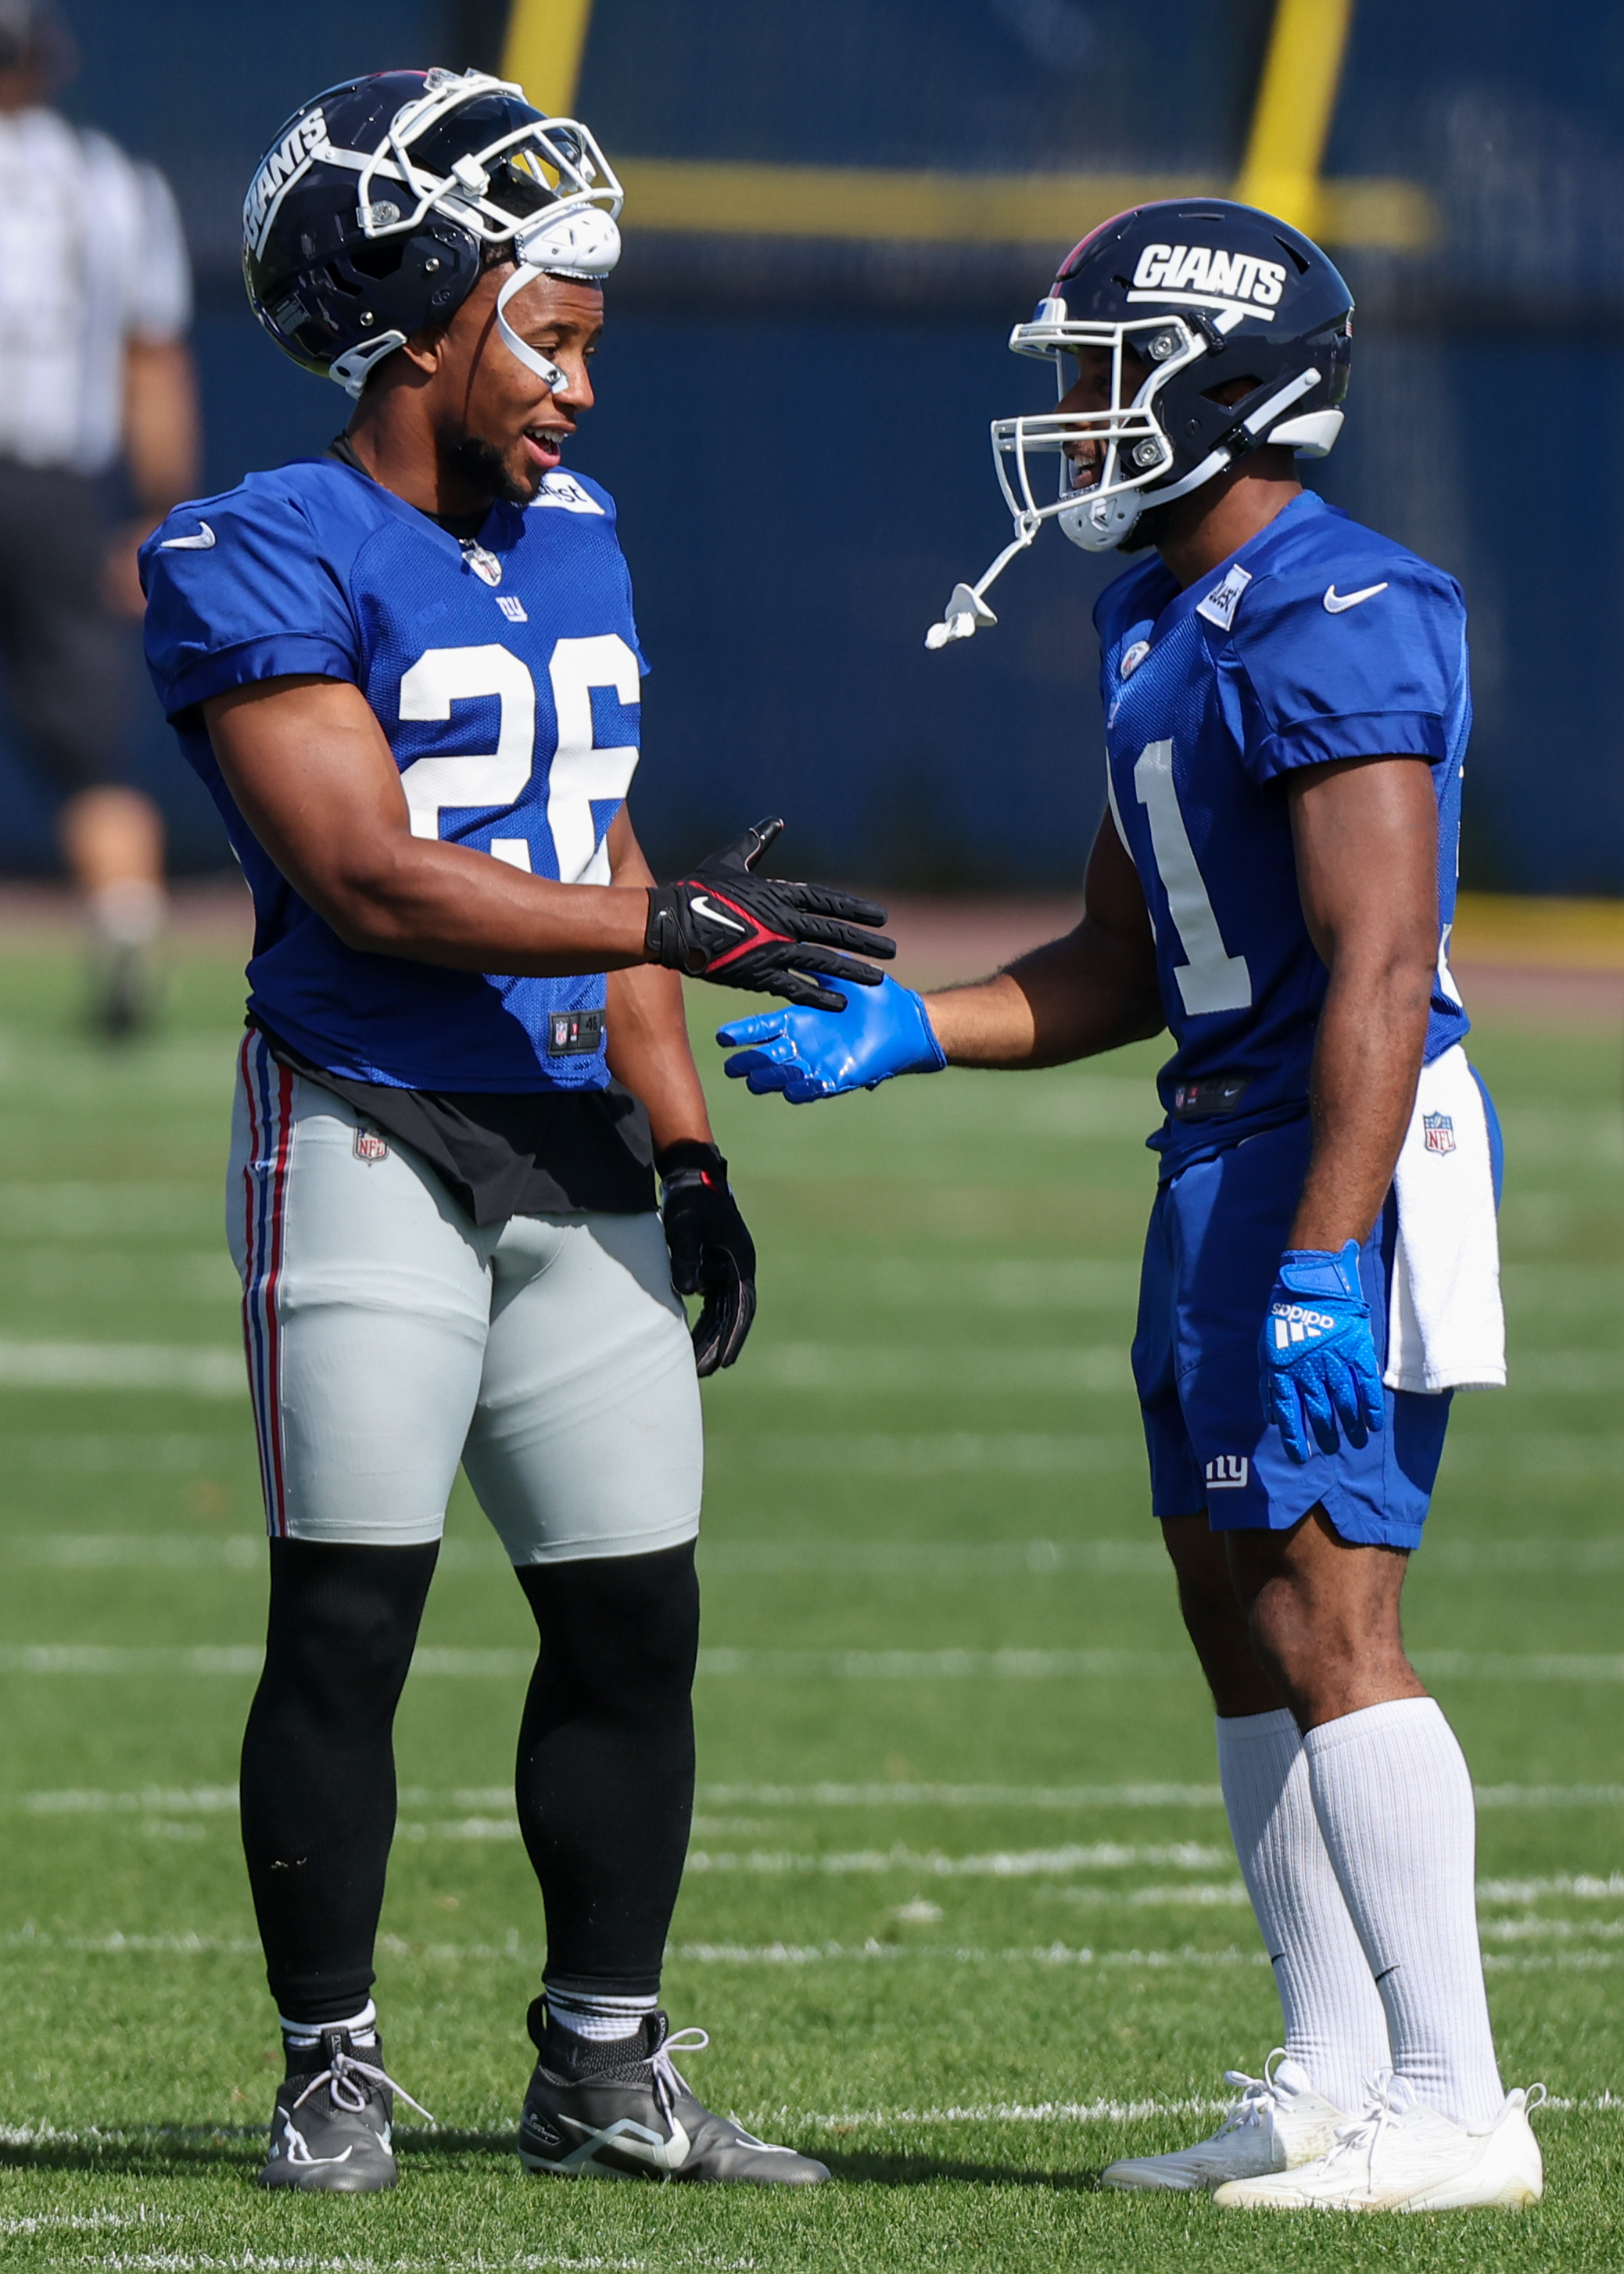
xmin=697 ymin=1648 xmax=1190 ymax=1677
xmin=1479 ymin=1873 xmax=1624 ymax=1900
xmin=788 ymin=2090 xmax=1624 ymax=2128
xmin=0 ymin=1342 xmax=242 ymax=1394
xmin=9 ymin=1781 xmax=1624 ymax=1814
xmin=704 ymin=1537 xmax=1624 ymax=1576
xmin=4 ymin=1925 xmax=1622 ymax=1976
xmin=0 ymin=2212 xmax=174 ymax=2235
xmin=749 ymin=1345 xmax=1133 ymax=1392
xmin=0 ymin=1646 xmax=1210 ymax=1678
xmin=683 ymin=1843 xmax=1227 ymax=1876
xmin=752 ymin=1433 xmax=1143 ymax=1472
xmin=16 ymin=1532 xmax=1624 ymax=1579
xmin=853 ymin=1258 xmax=1141 ymax=1307
xmin=1481 ymin=1918 xmax=1624 ymax=1941
xmin=83 ymin=2258 xmax=642 ymax=2273
xmin=0 ymin=1183 xmax=213 ymax=1232
xmin=803 ymin=2096 xmax=1232 ymax=2127
xmin=9 ymin=1536 xmax=508 ymax=1573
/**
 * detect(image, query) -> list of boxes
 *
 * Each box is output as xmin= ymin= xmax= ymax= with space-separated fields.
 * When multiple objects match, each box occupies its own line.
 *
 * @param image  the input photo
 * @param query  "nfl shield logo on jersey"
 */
xmin=353 ymin=1127 xmax=389 ymax=1164
xmin=1423 ymin=1112 xmax=1456 ymax=1155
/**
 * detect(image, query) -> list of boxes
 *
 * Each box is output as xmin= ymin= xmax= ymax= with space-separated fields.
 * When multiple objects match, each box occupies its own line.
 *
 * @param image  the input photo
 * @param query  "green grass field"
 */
xmin=0 ymin=938 xmax=1619 ymax=2270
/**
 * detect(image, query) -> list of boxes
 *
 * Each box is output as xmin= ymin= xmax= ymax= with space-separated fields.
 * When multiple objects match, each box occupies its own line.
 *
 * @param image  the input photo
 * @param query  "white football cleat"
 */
xmin=1100 ymin=2051 xmax=1347 ymax=2192
xmin=1212 ymin=2077 xmax=1546 ymax=2211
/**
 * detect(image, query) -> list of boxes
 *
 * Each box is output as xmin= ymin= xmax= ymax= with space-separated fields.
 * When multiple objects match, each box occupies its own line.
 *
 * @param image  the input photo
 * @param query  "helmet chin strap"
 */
xmin=495 ymin=205 xmax=622 ymax=393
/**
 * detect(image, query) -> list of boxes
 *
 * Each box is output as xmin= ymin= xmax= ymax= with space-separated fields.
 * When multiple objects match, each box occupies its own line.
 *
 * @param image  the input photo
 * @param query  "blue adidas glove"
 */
xmin=717 ymin=972 xmax=947 ymax=1102
xmin=1260 ymin=1239 xmax=1386 ymax=1466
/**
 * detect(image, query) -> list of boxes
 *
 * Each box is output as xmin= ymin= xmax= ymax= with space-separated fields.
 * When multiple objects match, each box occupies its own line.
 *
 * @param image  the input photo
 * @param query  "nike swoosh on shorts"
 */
xmin=161 ymin=522 xmax=217 ymax=550
xmin=1323 ymin=581 xmax=1389 ymax=613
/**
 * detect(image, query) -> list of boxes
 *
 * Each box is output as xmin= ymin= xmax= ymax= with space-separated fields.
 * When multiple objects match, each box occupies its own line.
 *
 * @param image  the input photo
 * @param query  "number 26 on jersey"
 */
xmin=395 ymin=636 xmax=640 ymax=885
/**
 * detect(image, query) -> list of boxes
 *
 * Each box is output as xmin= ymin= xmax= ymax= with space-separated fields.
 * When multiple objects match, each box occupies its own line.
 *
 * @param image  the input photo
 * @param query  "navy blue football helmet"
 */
xmin=242 ymin=67 xmax=623 ymax=398
xmin=927 ymin=198 xmax=1353 ymax=647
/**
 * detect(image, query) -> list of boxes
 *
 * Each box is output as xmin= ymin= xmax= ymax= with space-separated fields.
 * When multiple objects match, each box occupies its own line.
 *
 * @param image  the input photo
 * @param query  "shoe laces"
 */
xmin=1318 ymin=2076 xmax=1400 ymax=2189
xmin=291 ymin=2043 xmax=436 ymax=2127
xmin=1214 ymin=2046 xmax=1289 ymax=2136
xmin=647 ymin=2027 xmax=709 ymax=2125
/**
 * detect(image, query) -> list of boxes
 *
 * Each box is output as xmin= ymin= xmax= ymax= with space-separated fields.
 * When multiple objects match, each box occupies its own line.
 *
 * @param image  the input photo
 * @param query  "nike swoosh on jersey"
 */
xmin=1323 ymin=580 xmax=1388 ymax=613
xmin=160 ymin=522 xmax=217 ymax=550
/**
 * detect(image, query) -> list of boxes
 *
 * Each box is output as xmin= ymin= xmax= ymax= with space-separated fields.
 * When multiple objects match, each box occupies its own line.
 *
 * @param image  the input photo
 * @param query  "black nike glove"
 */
xmin=645 ymin=817 xmax=894 ymax=1012
xmin=658 ymin=1139 xmax=757 ymax=1377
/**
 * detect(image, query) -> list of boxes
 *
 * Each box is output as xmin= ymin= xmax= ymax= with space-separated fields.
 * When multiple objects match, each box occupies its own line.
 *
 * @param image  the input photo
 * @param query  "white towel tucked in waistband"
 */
xmin=1384 ymin=1042 xmax=1506 ymax=1395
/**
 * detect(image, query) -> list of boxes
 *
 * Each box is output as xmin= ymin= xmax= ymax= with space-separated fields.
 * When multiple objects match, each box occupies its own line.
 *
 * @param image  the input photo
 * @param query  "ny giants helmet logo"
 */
xmin=244 ymin=109 xmax=328 ymax=260
xmin=1131 ymin=244 xmax=1288 ymax=310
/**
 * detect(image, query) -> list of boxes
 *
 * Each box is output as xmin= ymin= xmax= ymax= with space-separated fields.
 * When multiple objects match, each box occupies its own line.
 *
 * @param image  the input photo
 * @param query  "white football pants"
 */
xmin=225 ymin=1031 xmax=704 ymax=1561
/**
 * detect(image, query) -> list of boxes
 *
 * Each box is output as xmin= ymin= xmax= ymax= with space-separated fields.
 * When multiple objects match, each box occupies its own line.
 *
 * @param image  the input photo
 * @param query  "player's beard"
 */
xmin=448 ymin=432 xmax=542 ymax=510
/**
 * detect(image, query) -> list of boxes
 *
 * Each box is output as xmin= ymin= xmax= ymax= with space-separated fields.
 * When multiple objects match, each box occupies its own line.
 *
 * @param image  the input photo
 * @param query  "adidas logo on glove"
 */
xmin=1270 ymin=1302 xmax=1338 ymax=1347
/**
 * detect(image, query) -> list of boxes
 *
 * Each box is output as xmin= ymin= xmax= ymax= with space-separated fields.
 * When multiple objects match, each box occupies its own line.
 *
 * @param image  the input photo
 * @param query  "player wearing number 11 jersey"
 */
xmin=140 ymin=67 xmax=887 ymax=2195
xmin=719 ymin=199 xmax=1543 ymax=2211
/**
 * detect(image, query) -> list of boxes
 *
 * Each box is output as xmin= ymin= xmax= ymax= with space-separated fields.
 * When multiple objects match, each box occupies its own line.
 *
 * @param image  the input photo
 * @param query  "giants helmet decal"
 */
xmin=925 ymin=199 xmax=1353 ymax=647
xmin=242 ymin=68 xmax=623 ymax=399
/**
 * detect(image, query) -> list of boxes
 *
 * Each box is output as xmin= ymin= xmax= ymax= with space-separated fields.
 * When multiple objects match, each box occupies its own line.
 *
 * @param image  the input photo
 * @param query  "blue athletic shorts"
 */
xmin=1131 ymin=1115 xmax=1450 ymax=1551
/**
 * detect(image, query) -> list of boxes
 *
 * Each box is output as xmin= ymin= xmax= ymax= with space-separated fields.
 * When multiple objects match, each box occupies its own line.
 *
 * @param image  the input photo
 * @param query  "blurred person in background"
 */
xmin=0 ymin=0 xmax=199 ymax=1035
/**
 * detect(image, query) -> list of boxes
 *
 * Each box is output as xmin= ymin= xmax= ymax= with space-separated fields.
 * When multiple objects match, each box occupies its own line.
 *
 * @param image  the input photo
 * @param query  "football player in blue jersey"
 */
xmin=140 ymin=69 xmax=891 ymax=2194
xmin=718 ymin=201 xmax=1543 ymax=2213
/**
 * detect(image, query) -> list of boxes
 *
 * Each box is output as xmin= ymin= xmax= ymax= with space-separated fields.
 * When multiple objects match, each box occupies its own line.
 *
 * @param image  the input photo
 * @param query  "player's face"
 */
xmin=1056 ymin=343 xmax=1152 ymax=495
xmin=435 ymin=268 xmax=604 ymax=506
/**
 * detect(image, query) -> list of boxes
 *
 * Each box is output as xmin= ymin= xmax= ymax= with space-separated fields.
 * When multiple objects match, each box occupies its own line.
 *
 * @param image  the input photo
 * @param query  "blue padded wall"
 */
xmin=0 ymin=0 xmax=1614 ymax=888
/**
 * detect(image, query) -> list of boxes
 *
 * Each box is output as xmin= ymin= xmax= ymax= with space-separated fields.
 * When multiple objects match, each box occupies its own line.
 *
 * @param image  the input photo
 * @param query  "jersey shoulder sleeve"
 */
xmin=1228 ymin=520 xmax=1466 ymax=783
xmin=139 ymin=466 xmax=364 ymax=721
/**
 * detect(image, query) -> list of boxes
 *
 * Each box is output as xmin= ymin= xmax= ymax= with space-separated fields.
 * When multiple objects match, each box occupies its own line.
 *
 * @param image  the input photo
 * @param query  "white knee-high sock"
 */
xmin=1217 ymin=1709 xmax=1391 ymax=2113
xmin=1303 ymin=1695 xmax=1504 ymax=2129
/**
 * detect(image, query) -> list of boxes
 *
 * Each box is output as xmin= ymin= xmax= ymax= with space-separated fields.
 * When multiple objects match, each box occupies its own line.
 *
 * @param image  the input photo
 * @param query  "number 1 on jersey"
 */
xmin=1133 ymin=739 xmax=1252 ymax=1016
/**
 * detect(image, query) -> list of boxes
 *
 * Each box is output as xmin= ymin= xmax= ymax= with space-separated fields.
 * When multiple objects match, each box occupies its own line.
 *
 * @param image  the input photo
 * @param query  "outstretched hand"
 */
xmin=717 ymin=972 xmax=947 ymax=1102
xmin=645 ymin=819 xmax=894 ymax=1011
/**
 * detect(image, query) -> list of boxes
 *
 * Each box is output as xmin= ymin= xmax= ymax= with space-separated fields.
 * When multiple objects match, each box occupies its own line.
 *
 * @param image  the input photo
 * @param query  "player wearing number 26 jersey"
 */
xmin=139 ymin=68 xmax=873 ymax=2201
xmin=149 ymin=455 xmax=645 ymax=1090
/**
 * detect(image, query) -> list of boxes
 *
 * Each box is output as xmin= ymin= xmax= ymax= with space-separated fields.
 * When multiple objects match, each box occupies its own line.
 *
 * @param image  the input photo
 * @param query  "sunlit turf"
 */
xmin=0 ymin=943 xmax=1619 ymax=2267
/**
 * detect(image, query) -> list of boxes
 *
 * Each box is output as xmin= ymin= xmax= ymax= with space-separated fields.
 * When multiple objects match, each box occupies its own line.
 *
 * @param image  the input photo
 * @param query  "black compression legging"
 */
xmin=239 ymin=1537 xmax=699 ymax=2023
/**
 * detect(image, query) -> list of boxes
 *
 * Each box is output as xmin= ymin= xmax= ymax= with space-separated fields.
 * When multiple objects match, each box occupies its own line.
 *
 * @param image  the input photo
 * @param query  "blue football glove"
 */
xmin=1260 ymin=1239 xmax=1386 ymax=1466
xmin=716 ymin=971 xmax=947 ymax=1102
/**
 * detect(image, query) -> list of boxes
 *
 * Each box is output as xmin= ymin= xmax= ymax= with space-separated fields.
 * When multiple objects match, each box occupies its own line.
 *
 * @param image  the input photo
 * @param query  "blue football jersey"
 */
xmin=141 ymin=459 xmax=647 ymax=1092
xmin=1095 ymin=490 xmax=1470 ymax=1171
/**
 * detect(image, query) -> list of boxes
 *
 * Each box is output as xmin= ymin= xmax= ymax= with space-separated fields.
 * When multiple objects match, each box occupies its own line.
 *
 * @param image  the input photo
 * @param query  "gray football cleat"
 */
xmin=518 ymin=2009 xmax=829 ymax=2185
xmin=259 ymin=2024 xmax=435 ymax=2193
